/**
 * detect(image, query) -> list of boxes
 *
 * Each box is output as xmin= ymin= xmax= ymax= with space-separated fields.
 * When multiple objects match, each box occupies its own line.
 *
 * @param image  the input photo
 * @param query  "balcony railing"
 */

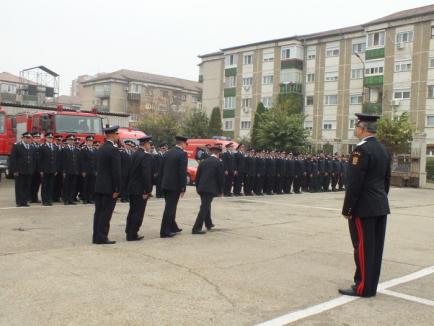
xmin=0 ymin=92 xmax=17 ymax=103
xmin=95 ymin=89 xmax=111 ymax=98
xmin=364 ymin=75 xmax=384 ymax=87
xmin=279 ymin=83 xmax=302 ymax=94
xmin=362 ymin=102 xmax=382 ymax=115
xmin=365 ymin=48 xmax=385 ymax=60
xmin=224 ymin=88 xmax=236 ymax=97
xmin=224 ymin=68 xmax=237 ymax=77
xmin=223 ymin=109 xmax=235 ymax=118
xmin=128 ymin=93 xmax=141 ymax=101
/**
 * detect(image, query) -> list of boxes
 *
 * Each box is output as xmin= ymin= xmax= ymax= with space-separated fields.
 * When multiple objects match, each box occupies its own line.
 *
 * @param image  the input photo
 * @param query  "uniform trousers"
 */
xmin=31 ymin=172 xmax=41 ymax=202
xmin=93 ymin=193 xmax=117 ymax=243
xmin=53 ymin=172 xmax=63 ymax=202
xmin=233 ymin=173 xmax=244 ymax=195
xmin=283 ymin=176 xmax=293 ymax=194
xmin=322 ymin=174 xmax=330 ymax=191
xmin=192 ymin=193 xmax=214 ymax=232
xmin=349 ymin=215 xmax=387 ymax=297
xmin=160 ymin=190 xmax=181 ymax=236
xmin=41 ymin=173 xmax=55 ymax=204
xmin=254 ymin=175 xmax=264 ymax=194
xmin=293 ymin=176 xmax=302 ymax=193
xmin=331 ymin=174 xmax=339 ymax=190
xmin=224 ymin=172 xmax=234 ymax=195
xmin=82 ymin=174 xmax=96 ymax=202
xmin=63 ymin=174 xmax=78 ymax=203
xmin=15 ymin=174 xmax=32 ymax=205
xmin=244 ymin=175 xmax=255 ymax=195
xmin=126 ymin=194 xmax=148 ymax=237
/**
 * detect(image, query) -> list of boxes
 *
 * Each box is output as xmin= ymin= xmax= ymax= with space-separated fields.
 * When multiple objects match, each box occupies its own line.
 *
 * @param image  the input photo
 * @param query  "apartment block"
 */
xmin=80 ymin=69 xmax=202 ymax=122
xmin=199 ymin=4 xmax=434 ymax=153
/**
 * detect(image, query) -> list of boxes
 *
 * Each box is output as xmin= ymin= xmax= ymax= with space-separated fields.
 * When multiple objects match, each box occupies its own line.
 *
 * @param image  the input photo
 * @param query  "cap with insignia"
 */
xmin=355 ymin=113 xmax=380 ymax=122
xmin=104 ymin=125 xmax=119 ymax=134
xmin=32 ymin=132 xmax=41 ymax=137
xmin=66 ymin=134 xmax=76 ymax=140
xmin=175 ymin=135 xmax=188 ymax=142
xmin=236 ymin=143 xmax=244 ymax=150
xmin=22 ymin=131 xmax=32 ymax=138
xmin=225 ymin=142 xmax=234 ymax=148
xmin=160 ymin=143 xmax=168 ymax=148
xmin=85 ymin=135 xmax=94 ymax=141
xmin=93 ymin=140 xmax=100 ymax=145
xmin=55 ymin=135 xmax=63 ymax=140
xmin=209 ymin=145 xmax=222 ymax=152
xmin=124 ymin=140 xmax=133 ymax=145
xmin=138 ymin=136 xmax=152 ymax=144
xmin=45 ymin=132 xmax=54 ymax=138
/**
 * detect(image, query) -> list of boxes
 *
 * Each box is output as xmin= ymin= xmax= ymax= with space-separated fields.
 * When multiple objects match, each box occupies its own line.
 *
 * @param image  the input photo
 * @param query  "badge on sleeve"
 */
xmin=351 ymin=151 xmax=361 ymax=165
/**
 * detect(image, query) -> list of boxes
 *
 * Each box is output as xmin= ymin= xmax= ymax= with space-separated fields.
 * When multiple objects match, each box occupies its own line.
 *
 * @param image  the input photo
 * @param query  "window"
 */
xmin=352 ymin=43 xmax=366 ymax=54
xmin=224 ymin=97 xmax=236 ymax=109
xmin=225 ymin=76 xmax=236 ymax=88
xmin=307 ymin=73 xmax=315 ymax=83
xmin=263 ymin=75 xmax=274 ymax=84
xmin=241 ymin=121 xmax=251 ymax=129
xmin=395 ymin=61 xmax=412 ymax=72
xmin=0 ymin=83 xmax=17 ymax=94
xmin=349 ymin=119 xmax=356 ymax=129
xmin=365 ymin=66 xmax=384 ymax=75
xmin=242 ymin=77 xmax=253 ymax=86
xmin=224 ymin=120 xmax=233 ymax=130
xmin=351 ymin=68 xmax=364 ymax=79
xmin=394 ymin=90 xmax=411 ymax=99
xmin=325 ymin=71 xmax=338 ymax=81
xmin=350 ymin=95 xmax=363 ymax=105
xmin=307 ymin=49 xmax=316 ymax=60
xmin=326 ymin=48 xmax=339 ymax=57
xmin=181 ymin=94 xmax=187 ymax=101
xmin=304 ymin=121 xmax=313 ymax=130
xmin=263 ymin=52 xmax=274 ymax=62
xmin=324 ymin=95 xmax=338 ymax=105
xmin=244 ymin=55 xmax=253 ymax=65
xmin=429 ymin=57 xmax=434 ymax=68
xmin=192 ymin=95 xmax=200 ymax=102
xmin=242 ymin=98 xmax=252 ymax=108
xmin=432 ymin=26 xmax=434 ymax=38
xmin=396 ymin=31 xmax=414 ymax=44
xmin=323 ymin=121 xmax=335 ymax=130
xmin=262 ymin=97 xmax=272 ymax=108
xmin=281 ymin=47 xmax=291 ymax=60
xmin=367 ymin=31 xmax=385 ymax=48
xmin=306 ymin=96 xmax=314 ymax=106
xmin=225 ymin=54 xmax=237 ymax=67
xmin=427 ymin=116 xmax=434 ymax=126
xmin=428 ymin=85 xmax=434 ymax=99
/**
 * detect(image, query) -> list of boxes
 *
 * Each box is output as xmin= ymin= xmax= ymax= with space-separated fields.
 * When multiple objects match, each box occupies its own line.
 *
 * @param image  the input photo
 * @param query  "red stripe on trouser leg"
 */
xmin=355 ymin=217 xmax=365 ymax=295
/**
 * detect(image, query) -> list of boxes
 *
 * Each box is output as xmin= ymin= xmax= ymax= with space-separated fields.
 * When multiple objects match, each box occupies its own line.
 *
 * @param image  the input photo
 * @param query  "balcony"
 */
xmin=224 ymin=88 xmax=236 ymax=97
xmin=279 ymin=83 xmax=302 ymax=94
xmin=198 ymin=75 xmax=203 ymax=83
xmin=225 ymin=68 xmax=237 ymax=77
xmin=365 ymin=48 xmax=385 ymax=60
xmin=280 ymin=59 xmax=303 ymax=70
xmin=363 ymin=102 xmax=382 ymax=115
xmin=223 ymin=109 xmax=235 ymax=118
xmin=364 ymin=75 xmax=384 ymax=87
xmin=95 ymin=89 xmax=111 ymax=98
xmin=128 ymin=92 xmax=141 ymax=101
xmin=0 ymin=92 xmax=17 ymax=103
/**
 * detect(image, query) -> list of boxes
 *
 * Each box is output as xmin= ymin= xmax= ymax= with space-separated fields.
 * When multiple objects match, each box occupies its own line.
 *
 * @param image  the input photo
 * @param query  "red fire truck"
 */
xmin=0 ymin=108 xmax=16 ymax=179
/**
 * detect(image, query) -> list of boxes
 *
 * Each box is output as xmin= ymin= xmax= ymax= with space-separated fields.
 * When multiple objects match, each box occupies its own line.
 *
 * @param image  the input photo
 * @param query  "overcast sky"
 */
xmin=2 ymin=0 xmax=433 ymax=96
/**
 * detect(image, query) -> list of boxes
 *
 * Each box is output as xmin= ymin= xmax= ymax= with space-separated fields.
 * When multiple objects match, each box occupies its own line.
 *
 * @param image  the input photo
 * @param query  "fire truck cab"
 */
xmin=0 ymin=108 xmax=15 ymax=179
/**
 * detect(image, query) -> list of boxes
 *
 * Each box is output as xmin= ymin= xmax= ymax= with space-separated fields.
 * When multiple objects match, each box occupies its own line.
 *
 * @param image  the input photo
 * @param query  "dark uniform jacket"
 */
xmin=246 ymin=155 xmax=257 ymax=177
xmin=61 ymin=145 xmax=80 ymax=175
xmin=326 ymin=159 xmax=333 ymax=174
xmin=265 ymin=157 xmax=276 ymax=176
xmin=196 ymin=156 xmax=224 ymax=195
xmin=318 ymin=158 xmax=326 ymax=174
xmin=152 ymin=153 xmax=163 ymax=181
xmin=38 ymin=143 xmax=58 ymax=174
xmin=294 ymin=159 xmax=305 ymax=177
xmin=342 ymin=136 xmax=391 ymax=217
xmin=256 ymin=157 xmax=266 ymax=176
xmin=222 ymin=151 xmax=234 ymax=173
xmin=286 ymin=159 xmax=295 ymax=177
xmin=160 ymin=146 xmax=188 ymax=193
xmin=95 ymin=140 xmax=121 ymax=194
xmin=79 ymin=146 xmax=96 ymax=175
xmin=332 ymin=159 xmax=342 ymax=174
xmin=127 ymin=149 xmax=153 ymax=195
xmin=234 ymin=152 xmax=246 ymax=174
xmin=275 ymin=158 xmax=283 ymax=176
xmin=9 ymin=142 xmax=36 ymax=175
xmin=120 ymin=149 xmax=132 ymax=178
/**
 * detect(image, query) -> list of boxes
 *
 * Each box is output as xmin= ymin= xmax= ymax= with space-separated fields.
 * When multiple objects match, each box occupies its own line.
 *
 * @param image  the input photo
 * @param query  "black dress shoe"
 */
xmin=160 ymin=233 xmax=176 ymax=238
xmin=69 ymin=201 xmax=77 ymax=205
xmin=206 ymin=224 xmax=215 ymax=230
xmin=42 ymin=202 xmax=50 ymax=206
xmin=31 ymin=200 xmax=41 ymax=203
xmin=172 ymin=228 xmax=183 ymax=233
xmin=192 ymin=230 xmax=206 ymax=235
xmin=127 ymin=235 xmax=144 ymax=241
xmin=22 ymin=204 xmax=30 ymax=207
xmin=95 ymin=239 xmax=116 ymax=245
xmin=338 ymin=288 xmax=361 ymax=297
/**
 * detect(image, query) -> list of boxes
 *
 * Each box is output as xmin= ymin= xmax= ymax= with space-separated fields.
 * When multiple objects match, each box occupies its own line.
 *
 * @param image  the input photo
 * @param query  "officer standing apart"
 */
xmin=9 ymin=132 xmax=36 ymax=207
xmin=160 ymin=136 xmax=188 ymax=238
xmin=192 ymin=145 xmax=224 ymax=234
xmin=38 ymin=132 xmax=58 ymax=206
xmin=125 ymin=136 xmax=153 ymax=241
xmin=339 ymin=113 xmax=391 ymax=298
xmin=93 ymin=126 xmax=122 ymax=245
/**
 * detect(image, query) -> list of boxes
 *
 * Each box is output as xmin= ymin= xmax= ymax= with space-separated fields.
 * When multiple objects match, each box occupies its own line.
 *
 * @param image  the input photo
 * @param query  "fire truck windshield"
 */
xmin=55 ymin=115 xmax=102 ymax=134
xmin=0 ymin=113 xmax=5 ymax=134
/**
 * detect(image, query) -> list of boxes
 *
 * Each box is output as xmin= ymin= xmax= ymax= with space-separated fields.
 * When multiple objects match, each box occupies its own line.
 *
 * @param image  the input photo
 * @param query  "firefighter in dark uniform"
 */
xmin=38 ymin=132 xmax=58 ymax=206
xmin=254 ymin=151 xmax=266 ymax=195
xmin=244 ymin=149 xmax=256 ymax=196
xmin=93 ymin=125 xmax=122 ymax=245
xmin=160 ymin=136 xmax=188 ymax=238
xmin=293 ymin=154 xmax=305 ymax=194
xmin=324 ymin=154 xmax=333 ymax=191
xmin=30 ymin=132 xmax=42 ymax=203
xmin=125 ymin=136 xmax=153 ymax=241
xmin=339 ymin=113 xmax=391 ymax=298
xmin=221 ymin=142 xmax=235 ymax=196
xmin=284 ymin=153 xmax=295 ymax=194
xmin=233 ymin=143 xmax=246 ymax=196
xmin=318 ymin=152 xmax=326 ymax=192
xmin=120 ymin=140 xmax=133 ymax=202
xmin=264 ymin=151 xmax=276 ymax=195
xmin=79 ymin=135 xmax=97 ymax=204
xmin=61 ymin=134 xmax=80 ymax=205
xmin=192 ymin=145 xmax=225 ymax=234
xmin=331 ymin=153 xmax=342 ymax=191
xmin=274 ymin=151 xmax=284 ymax=195
xmin=153 ymin=144 xmax=167 ymax=198
xmin=339 ymin=155 xmax=348 ymax=191
xmin=53 ymin=136 xmax=64 ymax=202
xmin=9 ymin=132 xmax=36 ymax=207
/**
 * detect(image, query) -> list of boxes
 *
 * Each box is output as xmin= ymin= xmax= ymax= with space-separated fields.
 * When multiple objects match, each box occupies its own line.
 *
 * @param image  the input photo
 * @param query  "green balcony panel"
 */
xmin=279 ymin=83 xmax=303 ymax=94
xmin=280 ymin=59 xmax=303 ymax=70
xmin=363 ymin=103 xmax=382 ymax=115
xmin=198 ymin=75 xmax=203 ymax=83
xmin=223 ymin=109 xmax=235 ymax=118
xmin=224 ymin=88 xmax=236 ymax=97
xmin=364 ymin=75 xmax=384 ymax=86
xmin=225 ymin=68 xmax=237 ymax=77
xmin=223 ymin=131 xmax=234 ymax=138
xmin=365 ymin=48 xmax=385 ymax=60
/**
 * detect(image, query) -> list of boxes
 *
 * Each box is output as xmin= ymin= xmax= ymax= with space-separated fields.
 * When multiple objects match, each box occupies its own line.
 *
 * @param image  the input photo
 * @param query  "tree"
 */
xmin=181 ymin=108 xmax=210 ymax=138
xmin=377 ymin=112 xmax=414 ymax=153
xmin=251 ymin=102 xmax=267 ymax=148
xmin=136 ymin=110 xmax=180 ymax=146
xmin=208 ymin=107 xmax=223 ymax=136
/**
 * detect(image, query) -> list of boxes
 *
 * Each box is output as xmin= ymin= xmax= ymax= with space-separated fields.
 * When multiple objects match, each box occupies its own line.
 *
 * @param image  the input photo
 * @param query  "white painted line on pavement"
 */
xmin=255 ymin=265 xmax=434 ymax=326
xmin=236 ymin=198 xmax=341 ymax=212
xmin=379 ymin=289 xmax=434 ymax=307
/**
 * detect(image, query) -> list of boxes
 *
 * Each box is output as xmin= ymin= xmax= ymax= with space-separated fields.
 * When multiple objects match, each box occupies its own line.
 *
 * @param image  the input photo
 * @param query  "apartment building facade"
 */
xmin=80 ymin=69 xmax=202 ymax=122
xmin=199 ymin=4 xmax=434 ymax=153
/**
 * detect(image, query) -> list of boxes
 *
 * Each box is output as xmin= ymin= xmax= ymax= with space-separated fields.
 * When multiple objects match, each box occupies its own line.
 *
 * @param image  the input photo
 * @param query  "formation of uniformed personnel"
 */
xmin=30 ymin=132 xmax=42 ymax=203
xmin=125 ymin=136 xmax=153 ymax=241
xmin=339 ymin=113 xmax=391 ymax=298
xmin=159 ymin=135 xmax=188 ymax=238
xmin=192 ymin=145 xmax=224 ymax=234
xmin=79 ymin=135 xmax=97 ymax=204
xmin=61 ymin=134 xmax=80 ymax=205
xmin=9 ymin=132 xmax=36 ymax=207
xmin=38 ymin=132 xmax=58 ymax=206
xmin=92 ymin=125 xmax=121 ymax=245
